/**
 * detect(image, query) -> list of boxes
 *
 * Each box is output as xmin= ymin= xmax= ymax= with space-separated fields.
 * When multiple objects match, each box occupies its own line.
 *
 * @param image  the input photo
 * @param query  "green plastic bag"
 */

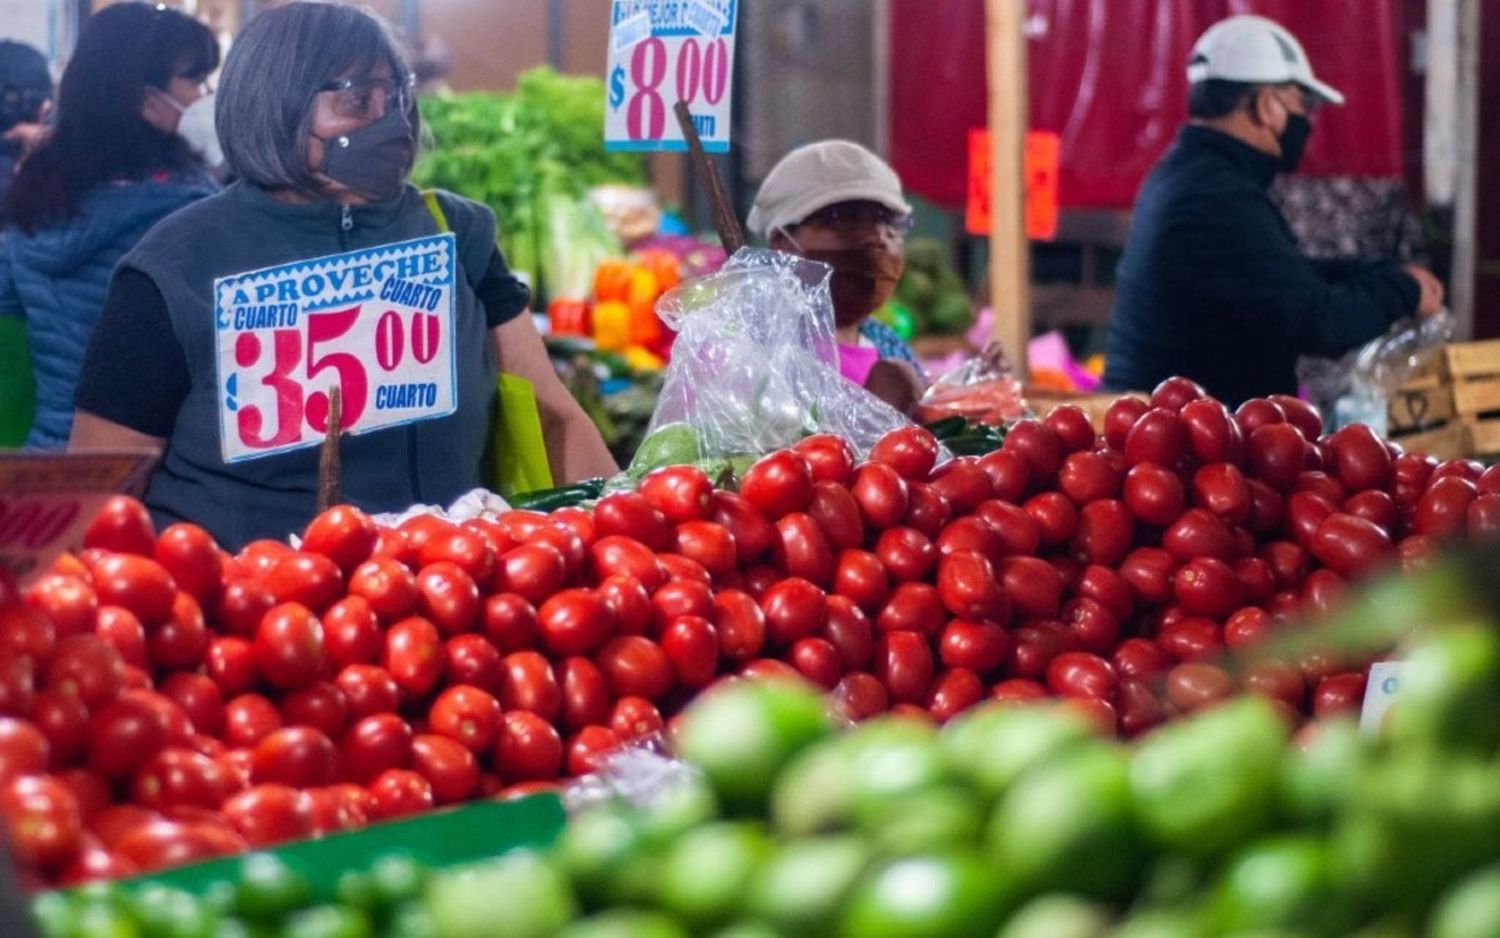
xmin=0 ymin=317 xmax=35 ymax=447
xmin=491 ymin=373 xmax=554 ymax=497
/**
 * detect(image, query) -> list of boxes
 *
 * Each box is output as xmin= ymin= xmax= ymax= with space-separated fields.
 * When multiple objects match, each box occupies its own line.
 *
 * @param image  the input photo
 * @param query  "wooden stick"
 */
xmin=986 ymin=0 xmax=1030 ymax=377
xmin=316 ymin=386 xmax=341 ymax=513
xmin=674 ymin=100 xmax=744 ymax=254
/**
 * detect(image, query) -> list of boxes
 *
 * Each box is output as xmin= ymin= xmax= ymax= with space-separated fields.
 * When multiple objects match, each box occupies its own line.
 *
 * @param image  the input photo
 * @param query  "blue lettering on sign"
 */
xmin=375 ymin=383 xmax=439 ymax=410
xmin=692 ymin=114 xmax=716 ymax=137
xmin=1382 ymin=677 xmax=1399 ymax=694
xmin=231 ymin=304 xmax=300 ymax=329
xmin=379 ymin=277 xmax=443 ymax=311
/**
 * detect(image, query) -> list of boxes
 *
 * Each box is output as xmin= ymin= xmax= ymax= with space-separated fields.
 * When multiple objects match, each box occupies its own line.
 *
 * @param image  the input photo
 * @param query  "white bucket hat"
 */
xmin=1187 ymin=14 xmax=1345 ymax=106
xmin=747 ymin=140 xmax=912 ymax=238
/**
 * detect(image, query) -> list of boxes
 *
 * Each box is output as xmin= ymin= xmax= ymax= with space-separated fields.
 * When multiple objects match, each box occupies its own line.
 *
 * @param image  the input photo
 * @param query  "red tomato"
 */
xmin=974 ymin=501 xmax=1041 ymax=557
xmin=990 ymin=678 xmax=1049 ymax=703
xmin=88 ymin=554 xmax=175 ymax=627
xmin=874 ymin=630 xmax=935 ymax=704
xmin=1045 ymin=405 xmax=1097 ymax=454
xmin=384 ymin=616 xmax=444 ymax=699
xmin=211 ymin=579 xmax=275 ymax=639
xmin=302 ymin=505 xmax=378 ymax=574
xmin=494 ymin=711 xmax=563 ymax=782
xmin=31 ymin=691 xmax=88 ymax=767
xmin=833 ymin=549 xmax=890 ymax=614
xmin=870 ymin=425 xmax=941 ymax=480
xmin=1022 ymin=492 xmax=1079 ymax=547
xmin=791 ymin=434 xmax=857 ymax=485
xmin=672 ymin=521 xmax=738 ymax=578
xmin=831 ymin=672 xmax=889 ymax=721
xmin=662 ymin=615 xmax=718 ymax=688
xmin=339 ymin=713 xmax=413 ymax=784
xmin=429 ymin=685 xmax=503 ymax=753
xmin=1259 ymin=540 xmax=1309 ymax=591
xmin=805 ymin=481 xmax=865 ymax=552
xmin=495 ymin=651 xmax=560 ymax=720
xmin=87 ymin=695 xmax=169 ymax=779
xmin=1172 ymin=557 xmax=1245 ymax=619
xmin=589 ymin=536 xmax=663 ymax=592
xmin=24 ymin=573 xmax=97 ymax=641
xmin=760 ymin=578 xmax=828 ymax=646
xmin=1309 ymin=513 xmax=1394 ymax=577
xmin=1293 ymin=471 xmax=1346 ymax=507
xmin=566 ymin=726 xmax=623 ymax=777
xmin=204 ymin=637 xmax=257 ymax=697
xmin=254 ymin=602 xmax=325 ymax=691
xmin=706 ymin=491 xmax=775 ymax=568
xmin=82 ymin=496 xmax=155 ymax=556
xmin=928 ymin=458 xmax=994 ymax=514
xmin=1234 ymin=398 xmax=1286 ymax=435
xmin=650 ymin=580 xmax=713 ymax=635
xmin=608 ymin=696 xmax=664 ymax=743
xmin=411 ymin=734 xmax=479 ymax=805
xmin=367 ymin=769 xmax=435 ymax=820
xmin=850 ymin=463 xmax=910 ymax=530
xmin=418 ymin=529 xmax=496 ymax=586
xmin=1123 ymin=409 xmax=1186 ymax=468
xmin=1328 ymin=423 xmax=1392 ymax=492
xmin=658 ymin=554 xmax=712 ymax=586
xmin=494 ymin=544 xmax=568 ymax=605
xmin=322 ymin=595 xmax=382 ymax=668
xmin=936 ymin=551 xmax=1007 ymax=621
xmin=1062 ymin=597 xmax=1119 ymax=655
xmin=334 ymin=665 xmax=400 ymax=720
xmin=1191 ymin=463 xmax=1251 ymax=525
xmin=1240 ymin=479 xmax=1284 ymax=535
xmin=441 ymin=635 xmax=502 ymax=694
xmin=772 ymin=513 xmax=835 ymax=586
xmin=925 ymin=668 xmax=984 ymax=722
xmin=1165 ymin=663 xmax=1235 ymax=713
xmin=1072 ymin=499 xmax=1134 ymax=566
xmin=875 ymin=582 xmax=947 ymax=637
xmin=739 ymin=450 xmax=814 ymax=519
xmin=710 ymin=589 xmax=765 ymax=665
xmin=1413 ymin=476 xmax=1479 ymax=539
xmin=159 ymin=673 xmax=224 ymax=739
xmin=251 ymin=726 xmax=338 ymax=787
xmin=1247 ymin=423 xmax=1306 ymax=490
xmin=1344 ymin=489 xmax=1399 ymax=534
xmin=535 ymin=589 xmax=613 ymax=658
xmin=280 ymin=681 xmax=349 ymax=739
xmin=1118 ymin=462 xmax=1185 ymax=528
xmin=1470 ymin=494 xmax=1500 ymax=540
xmin=1046 ymin=652 xmax=1116 ymax=700
xmin=938 ymin=620 xmax=1010 ymax=675
xmin=1391 ymin=452 xmax=1438 ymax=506
xmin=1006 ymin=624 xmax=1075 ymax=681
xmin=264 ymin=551 xmax=344 ymax=614
xmin=1180 ymin=398 xmax=1242 ymax=464
xmin=0 ymin=604 xmax=54 ymax=674
xmin=148 ymin=592 xmax=207 ymax=671
xmin=591 ymin=576 xmax=647 ymax=639
xmin=0 ymin=776 xmax=82 ymax=873
xmin=152 ymin=524 xmax=223 ymax=605
xmin=1149 ymin=376 xmax=1205 ymax=412
xmin=639 ymin=465 xmax=714 ymax=524
xmin=595 ymin=492 xmax=673 ymax=552
xmin=874 ymin=526 xmax=936 ymax=583
xmin=307 ymin=784 xmax=370 ymax=835
xmin=1103 ymin=397 xmax=1150 ymax=451
xmin=1312 ymin=672 xmax=1368 ymax=718
xmin=1112 ymin=638 xmax=1170 ymax=681
xmin=221 ymin=694 xmax=281 ymax=750
xmin=1233 ymin=558 xmax=1277 ymax=604
xmin=1116 ymin=678 xmax=1167 ymax=737
xmin=415 ymin=562 xmax=480 ymax=636
xmin=93 ymin=605 xmax=147 ymax=670
xmin=0 ymin=718 xmax=49 ymax=783
xmin=1058 ymin=451 xmax=1122 ymax=505
xmin=933 ymin=517 xmax=1000 ymax=564
xmin=461 ymin=518 xmax=517 ymax=557
xmin=820 ymin=595 xmax=873 ymax=671
xmin=1156 ymin=617 xmax=1223 ymax=663
xmin=902 ymin=482 xmax=954 ymax=540
xmin=1268 ymin=394 xmax=1322 ymax=439
xmin=1242 ymin=660 xmax=1305 ymax=709
xmin=977 ymin=450 xmax=1031 ymax=502
xmin=788 ymin=637 xmax=842 ymax=689
xmin=999 ymin=556 xmax=1063 ymax=620
xmin=596 ymin=637 xmax=673 ymax=701
xmin=482 ymin=593 xmax=540 ymax=653
xmin=1001 ymin=420 xmax=1062 ymax=483
xmin=1162 ymin=508 xmax=1237 ymax=562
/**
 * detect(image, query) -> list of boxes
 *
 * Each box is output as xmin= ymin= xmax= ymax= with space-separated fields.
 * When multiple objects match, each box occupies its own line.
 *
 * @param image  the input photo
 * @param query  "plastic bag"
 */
xmin=1299 ymin=310 xmax=1454 ymax=433
xmin=626 ymin=248 xmax=917 ymax=477
xmin=915 ymin=341 xmax=1027 ymax=426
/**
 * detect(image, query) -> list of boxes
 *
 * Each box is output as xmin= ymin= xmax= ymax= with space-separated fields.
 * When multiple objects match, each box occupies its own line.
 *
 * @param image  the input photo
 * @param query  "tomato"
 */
xmin=1344 ymin=489 xmax=1399 ymax=534
xmin=1241 ymin=660 xmax=1304 ymax=709
xmin=850 ymin=463 xmax=910 ymax=530
xmin=530 ymin=589 xmax=611 ymax=659
xmin=262 ymin=551 xmax=344 ymax=615
xmin=807 ymin=597 xmax=870 ymax=675
xmin=662 ymin=615 xmax=718 ymax=688
xmin=93 ymin=605 xmax=146 ymax=670
xmin=418 ymin=529 xmax=496 ymax=587
xmin=870 ymin=425 xmax=941 ymax=480
xmin=494 ymin=544 xmax=568 ymax=605
xmin=928 ymin=458 xmax=992 ymax=515
xmin=1309 ymin=513 xmax=1393 ymax=577
xmin=931 ymin=519 xmax=998 ymax=566
xmin=875 ymin=582 xmax=947 ymax=637
xmin=1302 ymin=568 xmax=1347 ymax=619
xmin=301 ymin=505 xmax=378 ymax=574
xmin=492 ymin=653 xmax=560 ymax=723
xmin=159 ymin=673 xmax=224 ymax=738
xmin=1143 ymin=376 xmax=1201 ymax=412
xmin=936 ymin=551 xmax=1006 ymax=621
xmin=1234 ymin=398 xmax=1286 ymax=435
xmin=0 ymin=606 xmax=54 ymax=678
xmin=648 ymin=582 xmax=711 ymax=637
xmin=936 ymin=619 xmax=1008 ymax=675
xmin=401 ymin=515 xmax=461 ymax=554
xmin=874 ymin=630 xmax=934 ymax=704
xmin=363 ymin=769 xmax=433 ymax=821
xmin=1006 ymin=625 xmax=1075 ymax=681
xmin=307 ymin=784 xmax=370 ymax=835
xmin=280 ymin=681 xmax=348 ymax=739
xmin=1172 ymin=557 xmax=1245 ymax=619
xmin=0 ymin=718 xmax=49 ymax=783
xmin=1116 ymin=678 xmax=1167 ymax=737
xmin=254 ymin=602 xmax=325 ymax=691
xmin=1162 ymin=508 xmax=1237 ymax=562
xmin=920 ymin=668 xmax=982 ymax=723
xmin=1293 ymin=471 xmax=1347 ymax=508
xmin=1155 ymin=617 xmax=1223 ymax=663
xmin=758 ymin=577 xmax=828 ymax=647
xmin=1002 ymin=420 xmax=1062 ymax=483
xmin=1191 ymin=463 xmax=1251 ymax=525
xmin=1233 ymin=557 xmax=1276 ymax=604
xmin=381 ymin=616 xmax=443 ymax=699
xmin=111 ymin=819 xmax=229 ymax=872
xmin=1057 ymin=451 xmax=1120 ymax=506
xmin=81 ymin=497 xmax=155 ymax=556
xmin=1046 ymin=652 xmax=1116 ymax=700
xmin=1123 ymin=408 xmax=1186 ymax=468
xmin=566 ymin=726 xmax=623 ymax=777
xmin=1112 ymin=638 xmax=1170 ymax=681
xmin=409 ymin=734 xmax=478 ymax=805
xmin=1391 ymin=452 xmax=1438 ymax=506
xmin=0 ymin=778 xmax=83 ymax=870
xmin=595 ymin=492 xmax=673 ymax=552
xmin=488 ymin=712 xmax=561 ymax=783
xmin=210 ymin=579 xmax=274 ymax=641
xmin=249 ymin=726 xmax=338 ymax=788
xmin=832 ymin=672 xmax=889 ymax=721
xmin=205 ymin=637 xmax=257 ymax=697
xmin=334 ymin=664 xmax=400 ymax=720
xmin=977 ymin=450 xmax=1030 ymax=502
xmin=411 ymin=562 xmax=480 ymax=637
xmin=219 ymin=695 xmax=280 ymax=752
xmin=1101 ymin=397 xmax=1149 ymax=451
xmin=1072 ymin=499 xmax=1134 ymax=566
xmin=1267 ymin=394 xmax=1321 ymax=439
xmin=1179 ymin=398 xmax=1241 ymax=464
xmin=1112 ymin=463 xmax=1176 ymax=530
xmin=462 ymin=518 xmax=517 ymax=557
xmin=1044 ymin=404 xmax=1097 ymax=454
xmin=1256 ymin=540 xmax=1307 ymax=591
xmin=436 ymin=636 xmax=499 ymax=696
xmin=1022 ymin=492 xmax=1078 ymax=547
xmin=1471 ymin=494 xmax=1500 ymax=540
xmin=29 ymin=691 xmax=87 ymax=767
xmin=1413 ymin=476 xmax=1479 ymax=539
xmin=796 ymin=483 xmax=863 ymax=555
xmin=84 ymin=556 xmax=174 ymax=630
xmin=1062 ymin=597 xmax=1119 ymax=655
xmin=999 ymin=556 xmax=1063 ymax=620
xmin=668 ymin=521 xmax=735 ymax=579
xmin=870 ymin=527 xmax=932 ymax=584
xmin=737 ymin=450 xmax=814 ymax=520
xmin=833 ymin=549 xmax=890 ymax=613
xmin=1312 ymin=672 xmax=1367 ymax=718
xmin=371 ymin=526 xmax=416 ymax=568
xmin=772 ymin=513 xmax=835 ymax=586
xmin=1397 ymin=534 xmax=1439 ymax=573
xmin=1323 ymin=423 xmax=1391 ymax=493
xmin=1247 ymin=423 xmax=1306 ymax=490
xmin=1244 ymin=478 xmax=1286 ymax=534
xmin=425 ymin=685 xmax=501 ymax=755
xmin=481 ymin=593 xmax=539 ymax=653
xmin=991 ymin=678 xmax=1048 ymax=703
xmin=146 ymin=525 xmax=222 ymax=608
xmin=781 ymin=433 xmax=854 ymax=485
xmin=592 ymin=703 xmax=657 ymax=753
xmin=148 ymin=591 xmax=207 ymax=671
xmin=639 ymin=465 xmax=714 ymax=524
xmin=589 ymin=537 xmax=663 ymax=594
xmin=340 ymin=713 xmax=413 ymax=783
xmin=596 ymin=636 xmax=673 ymax=701
xmin=710 ymin=590 xmax=764 ymax=665
xmin=87 ymin=695 xmax=169 ymax=779
xmin=703 ymin=493 xmax=773 ymax=568
xmin=1164 ymin=663 xmax=1234 ymax=713
xmin=658 ymin=553 xmax=712 ymax=586
xmin=974 ymin=501 xmax=1040 ymax=558
xmin=894 ymin=482 xmax=946 ymax=541
xmin=782 ymin=637 xmax=839 ymax=690
xmin=1077 ymin=564 xmax=1134 ymax=623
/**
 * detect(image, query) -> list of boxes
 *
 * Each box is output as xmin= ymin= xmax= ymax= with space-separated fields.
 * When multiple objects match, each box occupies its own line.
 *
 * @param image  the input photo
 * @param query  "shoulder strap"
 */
xmin=421 ymin=189 xmax=451 ymax=233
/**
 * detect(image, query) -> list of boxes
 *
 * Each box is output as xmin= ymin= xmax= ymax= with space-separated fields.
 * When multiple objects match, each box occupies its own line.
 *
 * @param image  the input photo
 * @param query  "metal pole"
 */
xmin=547 ymin=0 xmax=565 ymax=70
xmin=1451 ymin=0 xmax=1480 ymax=340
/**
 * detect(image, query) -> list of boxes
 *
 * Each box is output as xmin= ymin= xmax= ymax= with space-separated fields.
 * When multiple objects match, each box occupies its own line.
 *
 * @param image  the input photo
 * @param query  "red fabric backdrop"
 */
xmin=889 ymin=0 xmax=1407 ymax=210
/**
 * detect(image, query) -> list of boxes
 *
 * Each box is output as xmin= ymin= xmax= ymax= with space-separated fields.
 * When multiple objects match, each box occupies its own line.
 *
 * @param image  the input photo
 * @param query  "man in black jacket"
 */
xmin=1103 ymin=15 xmax=1443 ymax=406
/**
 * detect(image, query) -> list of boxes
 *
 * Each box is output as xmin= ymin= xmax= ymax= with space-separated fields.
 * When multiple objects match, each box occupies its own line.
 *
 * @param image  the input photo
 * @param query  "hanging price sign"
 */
xmin=965 ymin=129 xmax=1062 ymax=240
xmin=604 ymin=0 xmax=740 ymax=153
xmin=0 ymin=452 xmax=155 ymax=585
xmin=213 ymin=234 xmax=458 ymax=463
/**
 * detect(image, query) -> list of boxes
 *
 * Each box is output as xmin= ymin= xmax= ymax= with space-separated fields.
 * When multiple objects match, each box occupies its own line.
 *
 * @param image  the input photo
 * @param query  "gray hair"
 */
xmin=215 ymin=1 xmax=418 ymax=193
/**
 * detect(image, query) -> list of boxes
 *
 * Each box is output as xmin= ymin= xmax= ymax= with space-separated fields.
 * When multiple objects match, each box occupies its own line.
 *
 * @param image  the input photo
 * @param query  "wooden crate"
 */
xmin=1446 ymin=339 xmax=1500 ymax=418
xmin=1026 ymin=388 xmax=1142 ymax=432
xmin=1392 ymin=419 xmax=1469 ymax=461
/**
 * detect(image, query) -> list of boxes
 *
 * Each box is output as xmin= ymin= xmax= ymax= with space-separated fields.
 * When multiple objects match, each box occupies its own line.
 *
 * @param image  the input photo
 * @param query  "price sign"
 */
xmin=604 ymin=0 xmax=740 ymax=153
xmin=1360 ymin=661 xmax=1406 ymax=736
xmin=214 ymin=234 xmax=458 ymax=464
xmin=965 ymin=129 xmax=1062 ymax=240
xmin=0 ymin=452 xmax=155 ymax=585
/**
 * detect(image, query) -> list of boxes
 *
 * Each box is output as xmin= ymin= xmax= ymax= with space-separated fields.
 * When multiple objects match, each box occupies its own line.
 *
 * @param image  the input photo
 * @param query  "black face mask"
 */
xmin=316 ymin=105 xmax=415 ymax=201
xmin=797 ymin=248 xmax=905 ymax=328
xmin=1277 ymin=112 xmax=1312 ymax=174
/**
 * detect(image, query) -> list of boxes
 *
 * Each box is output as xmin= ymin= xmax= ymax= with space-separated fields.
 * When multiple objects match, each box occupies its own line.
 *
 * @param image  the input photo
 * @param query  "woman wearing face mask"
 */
xmin=0 ymin=3 xmax=218 ymax=450
xmin=749 ymin=140 xmax=927 ymax=416
xmin=68 ymin=2 xmax=617 ymax=551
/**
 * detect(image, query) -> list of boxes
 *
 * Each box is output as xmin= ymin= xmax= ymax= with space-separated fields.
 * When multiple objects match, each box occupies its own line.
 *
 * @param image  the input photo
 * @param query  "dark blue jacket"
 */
xmin=0 ymin=172 xmax=216 ymax=448
xmin=1103 ymin=125 xmax=1419 ymax=406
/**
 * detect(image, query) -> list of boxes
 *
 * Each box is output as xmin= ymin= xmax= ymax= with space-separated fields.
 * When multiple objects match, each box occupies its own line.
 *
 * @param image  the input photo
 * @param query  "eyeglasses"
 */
xmin=796 ymin=202 xmax=915 ymax=235
xmin=317 ymin=74 xmax=415 ymax=122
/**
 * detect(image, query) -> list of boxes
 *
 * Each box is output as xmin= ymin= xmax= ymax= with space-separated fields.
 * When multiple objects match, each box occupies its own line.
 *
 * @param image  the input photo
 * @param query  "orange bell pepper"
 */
xmin=592 ymin=258 xmax=633 ymax=304
xmin=592 ymin=300 xmax=632 ymax=351
xmin=636 ymin=249 xmax=681 ymax=292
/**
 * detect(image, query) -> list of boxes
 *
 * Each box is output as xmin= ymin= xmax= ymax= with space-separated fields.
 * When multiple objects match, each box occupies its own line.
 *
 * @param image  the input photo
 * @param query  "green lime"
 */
xmin=232 ymin=853 xmax=311 ymax=922
xmin=996 ymin=895 xmax=1111 ymax=938
xmin=131 ymin=886 xmax=218 ymax=938
xmin=367 ymin=854 xmax=428 ymax=907
xmin=69 ymin=898 xmax=143 ymax=938
xmin=657 ymin=821 xmax=774 ymax=929
xmin=636 ymin=777 xmax=720 ymax=846
xmin=1106 ymin=908 xmax=1202 ymax=938
xmin=1208 ymin=834 xmax=1333 ymax=932
xmin=705 ymin=924 xmax=782 ymax=938
xmin=770 ymin=736 xmax=859 ymax=836
xmin=846 ymin=718 xmax=952 ymax=826
xmin=382 ymin=902 xmax=439 ymax=938
xmin=556 ymin=909 xmax=690 ymax=938
xmin=1279 ymin=717 xmax=1365 ymax=824
xmin=745 ymin=835 xmax=871 ymax=935
xmin=990 ymin=741 xmax=1140 ymax=902
xmin=1430 ymin=864 xmax=1500 ymax=938
xmin=425 ymin=852 xmax=577 ymax=938
xmin=674 ymin=680 xmax=832 ymax=815
xmin=557 ymin=806 xmax=648 ymax=907
xmin=1387 ymin=623 xmax=1500 ymax=754
xmin=334 ymin=871 xmax=377 ymax=914
xmin=29 ymin=891 xmax=76 ymax=938
xmin=868 ymin=785 xmax=985 ymax=855
xmin=281 ymin=905 xmax=372 ymax=938
xmin=940 ymin=703 xmax=1095 ymax=798
xmin=838 ymin=850 xmax=1008 ymax=938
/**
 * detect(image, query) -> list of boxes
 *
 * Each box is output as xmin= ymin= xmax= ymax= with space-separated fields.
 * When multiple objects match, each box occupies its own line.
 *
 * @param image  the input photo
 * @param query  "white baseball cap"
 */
xmin=747 ymin=140 xmax=912 ymax=238
xmin=1187 ymin=14 xmax=1345 ymax=106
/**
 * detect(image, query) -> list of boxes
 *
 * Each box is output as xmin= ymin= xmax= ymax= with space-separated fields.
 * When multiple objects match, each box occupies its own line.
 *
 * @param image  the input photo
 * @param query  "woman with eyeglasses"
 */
xmin=749 ymin=140 xmax=927 ymax=416
xmin=68 ymin=2 xmax=617 ymax=551
xmin=0 ymin=2 xmax=219 ymax=450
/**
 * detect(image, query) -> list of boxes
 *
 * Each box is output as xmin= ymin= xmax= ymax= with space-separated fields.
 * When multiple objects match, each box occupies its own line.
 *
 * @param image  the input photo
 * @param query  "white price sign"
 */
xmin=0 ymin=453 xmax=155 ymax=585
xmin=213 ymin=234 xmax=459 ymax=463
xmin=604 ymin=0 xmax=739 ymax=153
xmin=1360 ymin=661 xmax=1406 ymax=735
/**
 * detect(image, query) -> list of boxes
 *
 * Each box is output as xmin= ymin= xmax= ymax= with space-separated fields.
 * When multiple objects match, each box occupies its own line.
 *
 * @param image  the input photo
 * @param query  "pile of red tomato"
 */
xmin=1 ymin=377 xmax=1497 ymax=889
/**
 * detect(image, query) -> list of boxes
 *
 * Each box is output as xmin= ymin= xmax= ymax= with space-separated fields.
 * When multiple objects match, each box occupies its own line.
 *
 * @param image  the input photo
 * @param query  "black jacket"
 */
xmin=1103 ymin=125 xmax=1419 ymax=407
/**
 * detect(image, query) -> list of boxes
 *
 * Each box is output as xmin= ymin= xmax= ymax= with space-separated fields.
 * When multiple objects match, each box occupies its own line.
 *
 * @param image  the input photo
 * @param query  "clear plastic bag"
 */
xmin=1299 ymin=311 xmax=1454 ymax=433
xmin=915 ymin=341 xmax=1028 ymax=426
xmin=626 ymin=248 xmax=918 ymax=477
